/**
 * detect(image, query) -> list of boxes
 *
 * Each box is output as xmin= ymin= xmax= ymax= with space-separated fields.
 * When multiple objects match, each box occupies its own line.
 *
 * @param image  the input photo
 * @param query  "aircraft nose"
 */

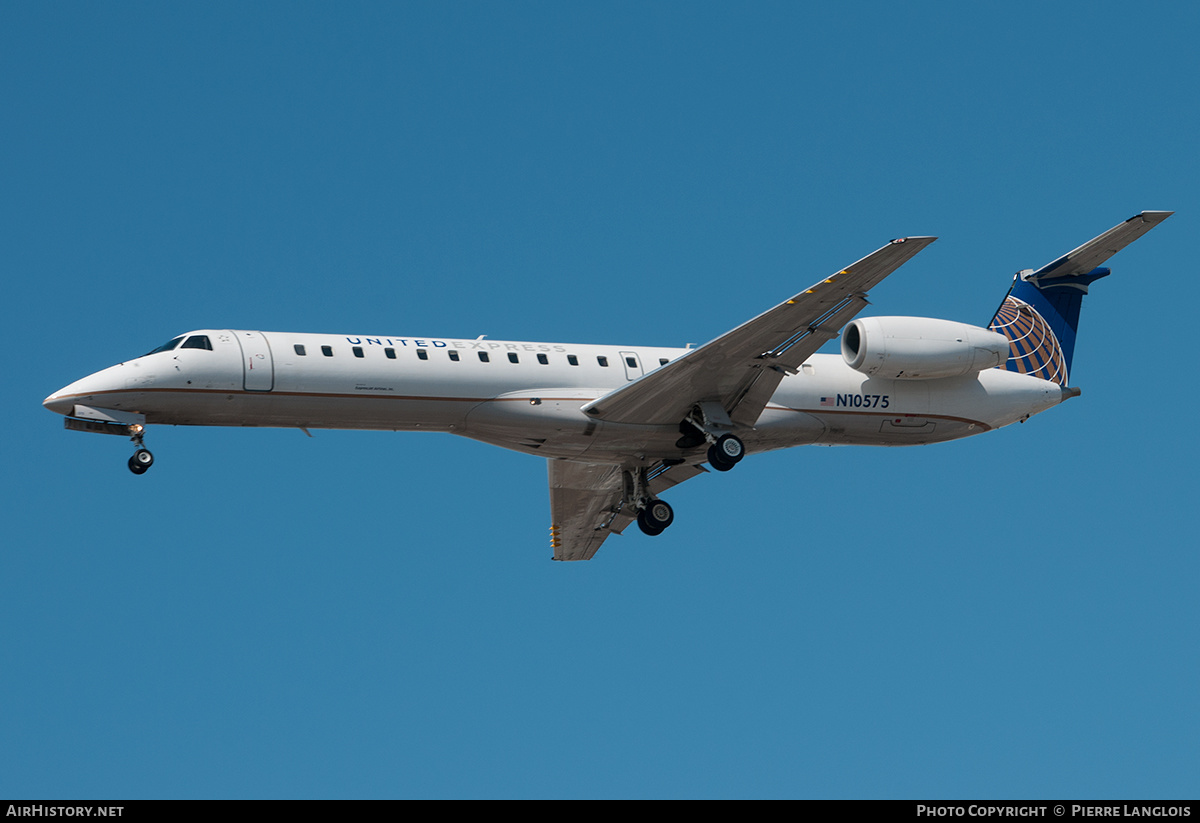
xmin=42 ymin=365 xmax=125 ymax=416
xmin=43 ymin=389 xmax=74 ymax=416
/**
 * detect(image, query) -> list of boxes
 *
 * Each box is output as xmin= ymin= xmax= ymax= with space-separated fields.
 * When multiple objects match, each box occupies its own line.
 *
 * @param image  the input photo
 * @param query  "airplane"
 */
xmin=43 ymin=211 xmax=1172 ymax=560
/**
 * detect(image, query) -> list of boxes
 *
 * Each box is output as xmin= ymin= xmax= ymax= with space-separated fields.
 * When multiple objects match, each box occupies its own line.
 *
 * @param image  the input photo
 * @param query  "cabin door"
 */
xmin=236 ymin=331 xmax=275 ymax=392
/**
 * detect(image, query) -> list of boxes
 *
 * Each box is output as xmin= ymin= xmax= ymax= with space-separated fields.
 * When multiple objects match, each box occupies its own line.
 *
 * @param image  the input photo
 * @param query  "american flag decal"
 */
xmin=820 ymin=396 xmax=834 ymax=407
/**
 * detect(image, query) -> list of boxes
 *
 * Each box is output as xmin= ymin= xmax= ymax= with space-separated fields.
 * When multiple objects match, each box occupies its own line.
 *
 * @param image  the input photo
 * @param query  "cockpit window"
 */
xmin=181 ymin=335 xmax=213 ymax=351
xmin=145 ymin=336 xmax=184 ymax=356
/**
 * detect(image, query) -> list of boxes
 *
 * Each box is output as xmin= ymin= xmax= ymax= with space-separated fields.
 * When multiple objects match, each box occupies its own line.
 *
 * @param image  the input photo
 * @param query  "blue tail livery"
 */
xmin=988 ymin=211 xmax=1172 ymax=385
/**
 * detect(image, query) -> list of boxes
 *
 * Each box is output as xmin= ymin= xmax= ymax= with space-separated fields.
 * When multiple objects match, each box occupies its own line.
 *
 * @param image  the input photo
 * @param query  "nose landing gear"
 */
xmin=126 ymin=424 xmax=155 ymax=475
xmin=128 ymin=448 xmax=154 ymax=475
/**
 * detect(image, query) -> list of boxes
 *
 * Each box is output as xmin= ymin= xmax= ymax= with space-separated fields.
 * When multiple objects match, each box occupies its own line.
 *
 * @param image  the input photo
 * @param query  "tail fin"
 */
xmin=988 ymin=211 xmax=1172 ymax=386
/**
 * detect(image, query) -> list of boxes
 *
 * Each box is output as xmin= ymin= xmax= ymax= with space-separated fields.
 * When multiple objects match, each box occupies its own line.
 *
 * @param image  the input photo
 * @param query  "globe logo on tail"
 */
xmin=988 ymin=296 xmax=1068 ymax=386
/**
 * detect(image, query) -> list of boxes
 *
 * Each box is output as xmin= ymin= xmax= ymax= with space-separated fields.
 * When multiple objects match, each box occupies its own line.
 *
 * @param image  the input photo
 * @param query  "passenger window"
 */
xmin=479 ymin=352 xmax=490 ymax=363
xmin=597 ymin=356 xmax=609 ymax=367
xmin=321 ymin=345 xmax=334 ymax=357
xmin=448 ymin=350 xmax=460 ymax=361
xmin=567 ymin=355 xmax=579 ymax=366
xmin=353 ymin=347 xmax=364 ymax=358
xmin=385 ymin=348 xmax=396 ymax=359
xmin=181 ymin=336 xmax=213 ymax=351
xmin=625 ymin=356 xmax=637 ymax=368
xmin=508 ymin=352 xmax=519 ymax=364
xmin=659 ymin=358 xmax=669 ymax=366
xmin=294 ymin=344 xmax=307 ymax=356
xmin=537 ymin=353 xmax=549 ymax=365
xmin=417 ymin=349 xmax=429 ymax=361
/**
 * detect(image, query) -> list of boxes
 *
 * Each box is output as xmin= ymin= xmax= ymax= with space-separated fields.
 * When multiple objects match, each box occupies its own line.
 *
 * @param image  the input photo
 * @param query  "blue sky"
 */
xmin=3 ymin=2 xmax=1197 ymax=799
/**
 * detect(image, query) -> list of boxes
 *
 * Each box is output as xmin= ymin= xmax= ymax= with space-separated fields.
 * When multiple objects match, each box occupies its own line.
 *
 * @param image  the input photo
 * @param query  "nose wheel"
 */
xmin=128 ymin=448 xmax=154 ymax=475
xmin=126 ymin=424 xmax=154 ymax=475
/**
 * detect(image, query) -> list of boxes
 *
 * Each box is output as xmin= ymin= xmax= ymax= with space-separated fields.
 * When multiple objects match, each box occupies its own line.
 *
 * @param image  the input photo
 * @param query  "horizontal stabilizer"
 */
xmin=1030 ymin=211 xmax=1173 ymax=282
xmin=990 ymin=210 xmax=1172 ymax=385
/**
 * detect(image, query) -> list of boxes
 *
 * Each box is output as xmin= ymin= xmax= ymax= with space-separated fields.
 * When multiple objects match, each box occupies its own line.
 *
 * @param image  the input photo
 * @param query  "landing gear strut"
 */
xmin=126 ymin=424 xmax=154 ymax=475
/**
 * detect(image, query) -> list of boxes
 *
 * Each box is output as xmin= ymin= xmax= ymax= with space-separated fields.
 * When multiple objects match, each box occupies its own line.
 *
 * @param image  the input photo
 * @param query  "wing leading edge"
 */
xmin=580 ymin=236 xmax=936 ymax=428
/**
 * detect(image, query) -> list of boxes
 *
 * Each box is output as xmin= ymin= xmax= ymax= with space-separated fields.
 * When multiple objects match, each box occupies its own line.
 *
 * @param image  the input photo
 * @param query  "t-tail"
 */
xmin=987 ymin=211 xmax=1172 ymax=386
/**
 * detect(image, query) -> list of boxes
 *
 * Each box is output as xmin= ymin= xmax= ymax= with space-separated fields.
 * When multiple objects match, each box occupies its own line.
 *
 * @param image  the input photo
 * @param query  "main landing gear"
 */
xmin=706 ymin=433 xmax=745 ymax=472
xmin=628 ymin=405 xmax=750 ymax=539
xmin=637 ymin=498 xmax=674 ymax=536
xmin=676 ymin=403 xmax=747 ymax=473
xmin=626 ymin=467 xmax=676 ymax=537
xmin=126 ymin=424 xmax=154 ymax=475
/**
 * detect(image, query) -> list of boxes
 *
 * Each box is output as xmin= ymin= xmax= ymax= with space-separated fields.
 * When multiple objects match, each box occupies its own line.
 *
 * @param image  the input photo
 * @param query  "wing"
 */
xmin=548 ymin=459 xmax=707 ymax=561
xmin=580 ymin=236 xmax=936 ymax=428
xmin=1029 ymin=210 xmax=1174 ymax=281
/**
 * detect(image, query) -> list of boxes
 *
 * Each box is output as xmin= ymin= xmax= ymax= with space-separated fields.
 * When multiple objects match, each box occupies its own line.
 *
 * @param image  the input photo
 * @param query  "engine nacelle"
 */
xmin=841 ymin=316 xmax=1010 ymax=380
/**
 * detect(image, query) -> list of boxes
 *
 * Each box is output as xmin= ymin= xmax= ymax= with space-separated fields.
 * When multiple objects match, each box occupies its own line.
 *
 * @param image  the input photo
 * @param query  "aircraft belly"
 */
xmin=462 ymin=391 xmax=711 ymax=461
xmin=231 ymin=392 xmax=472 ymax=431
xmin=766 ymin=365 xmax=1062 ymax=446
xmin=463 ymin=393 xmax=613 ymax=458
xmin=813 ymin=412 xmax=978 ymax=446
xmin=743 ymin=407 xmax=827 ymax=452
xmin=65 ymin=388 xmax=473 ymax=431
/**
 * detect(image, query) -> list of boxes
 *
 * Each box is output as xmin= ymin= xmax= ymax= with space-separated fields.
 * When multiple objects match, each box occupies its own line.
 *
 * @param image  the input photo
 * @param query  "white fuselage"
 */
xmin=44 ymin=328 xmax=1067 ymax=464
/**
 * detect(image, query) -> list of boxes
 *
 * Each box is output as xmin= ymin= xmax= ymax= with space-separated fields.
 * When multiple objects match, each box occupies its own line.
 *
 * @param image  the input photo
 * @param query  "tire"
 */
xmin=644 ymin=499 xmax=674 ymax=530
xmin=637 ymin=516 xmax=664 ymax=537
xmin=637 ymin=500 xmax=673 ymax=536
xmin=132 ymin=448 xmax=154 ymax=468
xmin=707 ymin=443 xmax=733 ymax=472
xmin=715 ymin=434 xmax=744 ymax=464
